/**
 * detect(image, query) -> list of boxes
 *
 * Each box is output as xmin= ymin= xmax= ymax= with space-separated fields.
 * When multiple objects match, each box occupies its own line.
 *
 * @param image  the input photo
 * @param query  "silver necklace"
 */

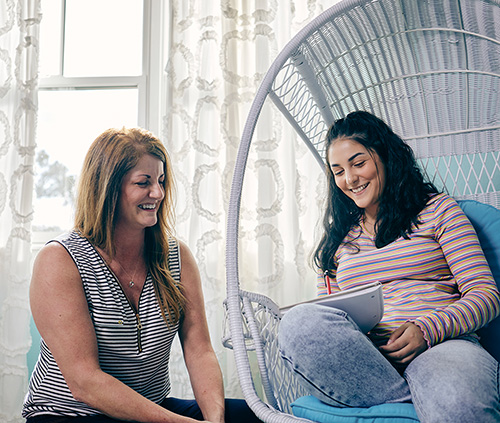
xmin=115 ymin=259 xmax=140 ymax=287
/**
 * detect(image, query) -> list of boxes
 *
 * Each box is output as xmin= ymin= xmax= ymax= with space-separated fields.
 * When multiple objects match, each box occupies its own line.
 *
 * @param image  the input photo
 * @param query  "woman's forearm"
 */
xmin=68 ymin=368 xmax=197 ymax=423
xmin=185 ymin=350 xmax=225 ymax=423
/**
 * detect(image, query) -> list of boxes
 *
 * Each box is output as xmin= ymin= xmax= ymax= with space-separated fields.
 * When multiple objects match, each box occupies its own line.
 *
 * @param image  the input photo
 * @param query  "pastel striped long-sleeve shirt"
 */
xmin=317 ymin=193 xmax=500 ymax=347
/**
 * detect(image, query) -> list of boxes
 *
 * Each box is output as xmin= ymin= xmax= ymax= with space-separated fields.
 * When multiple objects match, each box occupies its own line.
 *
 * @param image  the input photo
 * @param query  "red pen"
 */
xmin=324 ymin=271 xmax=332 ymax=295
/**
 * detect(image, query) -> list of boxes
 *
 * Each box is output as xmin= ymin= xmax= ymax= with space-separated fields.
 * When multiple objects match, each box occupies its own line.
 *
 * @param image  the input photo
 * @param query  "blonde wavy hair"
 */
xmin=74 ymin=127 xmax=184 ymax=324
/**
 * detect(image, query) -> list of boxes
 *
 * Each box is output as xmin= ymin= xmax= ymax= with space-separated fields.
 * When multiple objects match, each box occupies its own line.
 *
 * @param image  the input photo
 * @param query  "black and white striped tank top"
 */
xmin=22 ymin=231 xmax=181 ymax=418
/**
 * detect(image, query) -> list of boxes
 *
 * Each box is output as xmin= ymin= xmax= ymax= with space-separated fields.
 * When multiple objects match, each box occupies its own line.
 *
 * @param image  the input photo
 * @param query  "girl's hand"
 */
xmin=379 ymin=322 xmax=427 ymax=365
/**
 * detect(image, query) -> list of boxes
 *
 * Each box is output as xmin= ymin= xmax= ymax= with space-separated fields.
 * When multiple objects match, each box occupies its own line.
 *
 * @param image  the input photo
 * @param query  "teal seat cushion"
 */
xmin=291 ymin=396 xmax=419 ymax=422
xmin=458 ymin=200 xmax=500 ymax=363
xmin=458 ymin=200 xmax=500 ymax=282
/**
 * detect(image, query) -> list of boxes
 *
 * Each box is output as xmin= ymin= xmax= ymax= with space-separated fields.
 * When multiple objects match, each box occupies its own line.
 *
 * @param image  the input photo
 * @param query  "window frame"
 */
xmin=37 ymin=0 xmax=166 ymax=135
xmin=32 ymin=0 xmax=166 ymax=253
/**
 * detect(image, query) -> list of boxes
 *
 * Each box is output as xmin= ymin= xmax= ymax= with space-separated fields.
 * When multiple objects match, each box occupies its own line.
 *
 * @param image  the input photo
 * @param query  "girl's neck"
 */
xmin=363 ymin=203 xmax=379 ymax=223
xmin=363 ymin=214 xmax=376 ymax=226
xmin=362 ymin=213 xmax=378 ymax=237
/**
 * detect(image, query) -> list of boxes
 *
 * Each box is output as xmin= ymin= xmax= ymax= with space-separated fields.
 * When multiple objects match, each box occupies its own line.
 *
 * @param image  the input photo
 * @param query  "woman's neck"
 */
xmin=111 ymin=226 xmax=146 ymax=261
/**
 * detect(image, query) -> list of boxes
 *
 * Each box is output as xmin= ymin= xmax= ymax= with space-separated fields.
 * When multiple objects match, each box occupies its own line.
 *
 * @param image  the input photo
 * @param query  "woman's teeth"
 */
xmin=352 ymin=183 xmax=368 ymax=193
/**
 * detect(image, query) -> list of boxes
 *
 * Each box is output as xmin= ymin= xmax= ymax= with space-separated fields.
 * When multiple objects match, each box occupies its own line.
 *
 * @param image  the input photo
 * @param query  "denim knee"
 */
xmin=278 ymin=304 xmax=411 ymax=407
xmin=279 ymin=303 xmax=352 ymax=358
xmin=405 ymin=338 xmax=500 ymax=423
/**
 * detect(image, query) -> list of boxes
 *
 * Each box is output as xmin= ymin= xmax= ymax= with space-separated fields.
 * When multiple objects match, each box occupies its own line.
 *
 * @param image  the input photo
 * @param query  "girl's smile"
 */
xmin=328 ymin=137 xmax=385 ymax=220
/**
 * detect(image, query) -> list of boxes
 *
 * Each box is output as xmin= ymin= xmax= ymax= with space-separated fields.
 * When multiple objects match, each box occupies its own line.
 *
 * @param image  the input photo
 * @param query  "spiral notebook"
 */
xmin=280 ymin=281 xmax=384 ymax=333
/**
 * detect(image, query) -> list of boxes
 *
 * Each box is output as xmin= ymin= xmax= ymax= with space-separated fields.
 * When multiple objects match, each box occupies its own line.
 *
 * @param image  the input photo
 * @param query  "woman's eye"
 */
xmin=354 ymin=160 xmax=366 ymax=167
xmin=333 ymin=169 xmax=344 ymax=176
xmin=136 ymin=181 xmax=148 ymax=186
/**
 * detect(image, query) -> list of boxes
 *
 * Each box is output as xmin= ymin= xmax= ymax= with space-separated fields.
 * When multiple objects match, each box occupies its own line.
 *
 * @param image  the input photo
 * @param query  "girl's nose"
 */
xmin=345 ymin=170 xmax=358 ymax=186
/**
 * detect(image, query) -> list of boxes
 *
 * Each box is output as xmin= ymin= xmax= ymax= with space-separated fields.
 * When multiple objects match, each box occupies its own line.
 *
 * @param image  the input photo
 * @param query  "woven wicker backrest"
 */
xmin=269 ymin=0 xmax=500 ymax=206
xmin=225 ymin=1 xmax=500 ymax=421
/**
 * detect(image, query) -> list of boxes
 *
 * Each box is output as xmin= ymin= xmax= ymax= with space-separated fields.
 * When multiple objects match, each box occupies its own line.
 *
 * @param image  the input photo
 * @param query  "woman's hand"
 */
xmin=379 ymin=322 xmax=427 ymax=365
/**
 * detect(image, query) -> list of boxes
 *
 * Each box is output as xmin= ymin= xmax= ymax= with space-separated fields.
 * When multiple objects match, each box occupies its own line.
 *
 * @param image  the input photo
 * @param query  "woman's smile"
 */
xmin=116 ymin=154 xmax=165 ymax=231
xmin=138 ymin=203 xmax=158 ymax=211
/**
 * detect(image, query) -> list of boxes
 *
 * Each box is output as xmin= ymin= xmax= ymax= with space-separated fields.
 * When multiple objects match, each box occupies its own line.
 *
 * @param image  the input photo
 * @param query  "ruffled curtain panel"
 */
xmin=164 ymin=0 xmax=340 ymax=398
xmin=0 ymin=0 xmax=41 ymax=422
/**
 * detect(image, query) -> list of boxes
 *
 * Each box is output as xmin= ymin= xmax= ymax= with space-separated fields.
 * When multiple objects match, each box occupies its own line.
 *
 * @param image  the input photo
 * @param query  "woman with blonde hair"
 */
xmin=23 ymin=128 xmax=259 ymax=423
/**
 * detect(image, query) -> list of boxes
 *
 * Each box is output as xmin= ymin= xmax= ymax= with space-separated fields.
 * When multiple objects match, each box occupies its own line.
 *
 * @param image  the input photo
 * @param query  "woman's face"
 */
xmin=115 ymin=154 xmax=165 ymax=231
xmin=327 ymin=137 xmax=385 ymax=218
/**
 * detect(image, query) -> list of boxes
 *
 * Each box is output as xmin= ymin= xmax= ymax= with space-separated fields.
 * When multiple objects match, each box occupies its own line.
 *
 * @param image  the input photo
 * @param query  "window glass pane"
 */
xmin=39 ymin=0 xmax=63 ymax=76
xmin=33 ymin=88 xmax=138 ymax=246
xmin=64 ymin=0 xmax=143 ymax=77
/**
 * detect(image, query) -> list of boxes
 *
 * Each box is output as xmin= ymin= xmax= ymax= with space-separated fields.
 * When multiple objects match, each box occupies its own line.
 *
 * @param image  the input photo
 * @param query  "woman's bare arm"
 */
xmin=30 ymin=242 xmax=202 ymax=423
xmin=178 ymin=241 xmax=225 ymax=423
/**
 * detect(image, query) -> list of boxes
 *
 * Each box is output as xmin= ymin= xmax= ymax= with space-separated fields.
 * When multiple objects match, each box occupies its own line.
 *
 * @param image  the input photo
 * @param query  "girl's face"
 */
xmin=116 ymin=154 xmax=165 ymax=231
xmin=327 ymin=137 xmax=385 ymax=218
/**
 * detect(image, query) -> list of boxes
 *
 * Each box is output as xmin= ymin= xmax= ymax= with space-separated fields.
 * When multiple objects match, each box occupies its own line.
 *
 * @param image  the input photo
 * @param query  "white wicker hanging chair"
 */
xmin=223 ymin=0 xmax=500 ymax=422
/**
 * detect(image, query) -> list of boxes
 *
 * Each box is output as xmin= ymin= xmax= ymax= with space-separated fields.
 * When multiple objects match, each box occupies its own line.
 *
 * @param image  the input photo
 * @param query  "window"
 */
xmin=33 ymin=0 xmax=165 ymax=251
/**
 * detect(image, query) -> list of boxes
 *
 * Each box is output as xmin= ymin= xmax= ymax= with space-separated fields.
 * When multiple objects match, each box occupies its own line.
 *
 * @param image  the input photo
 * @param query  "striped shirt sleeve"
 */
xmin=413 ymin=195 xmax=500 ymax=346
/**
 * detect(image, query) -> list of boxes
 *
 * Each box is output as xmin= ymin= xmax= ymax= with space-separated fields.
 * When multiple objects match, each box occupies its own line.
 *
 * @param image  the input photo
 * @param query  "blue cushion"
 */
xmin=291 ymin=396 xmax=419 ymax=422
xmin=27 ymin=316 xmax=41 ymax=377
xmin=458 ymin=200 xmax=500 ymax=362
xmin=458 ymin=200 xmax=500 ymax=283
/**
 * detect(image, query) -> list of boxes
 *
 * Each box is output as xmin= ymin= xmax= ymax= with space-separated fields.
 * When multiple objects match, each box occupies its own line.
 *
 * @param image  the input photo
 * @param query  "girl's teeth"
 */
xmin=352 ymin=184 xmax=368 ymax=193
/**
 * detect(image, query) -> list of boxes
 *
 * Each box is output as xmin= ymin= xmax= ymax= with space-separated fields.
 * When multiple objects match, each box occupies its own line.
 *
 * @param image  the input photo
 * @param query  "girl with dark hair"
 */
xmin=23 ymin=128 xmax=259 ymax=423
xmin=279 ymin=111 xmax=500 ymax=422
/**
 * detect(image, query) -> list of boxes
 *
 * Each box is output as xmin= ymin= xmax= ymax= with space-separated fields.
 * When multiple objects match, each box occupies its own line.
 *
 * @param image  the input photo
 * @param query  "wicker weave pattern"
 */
xmin=267 ymin=0 xmax=500 ymax=205
xmin=225 ymin=1 xmax=500 ymax=422
xmin=223 ymin=291 xmax=309 ymax=414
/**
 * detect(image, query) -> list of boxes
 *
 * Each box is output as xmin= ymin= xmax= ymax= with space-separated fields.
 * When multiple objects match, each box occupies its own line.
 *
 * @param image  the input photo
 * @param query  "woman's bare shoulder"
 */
xmin=32 ymin=240 xmax=81 ymax=287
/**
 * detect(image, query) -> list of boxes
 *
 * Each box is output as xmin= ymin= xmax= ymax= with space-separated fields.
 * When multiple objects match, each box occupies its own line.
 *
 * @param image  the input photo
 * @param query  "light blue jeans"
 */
xmin=278 ymin=304 xmax=500 ymax=423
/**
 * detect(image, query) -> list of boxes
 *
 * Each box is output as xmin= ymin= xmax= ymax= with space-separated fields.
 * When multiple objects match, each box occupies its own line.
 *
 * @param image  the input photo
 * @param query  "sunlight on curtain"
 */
xmin=0 ymin=0 xmax=41 ymax=421
xmin=164 ymin=0 xmax=341 ymax=398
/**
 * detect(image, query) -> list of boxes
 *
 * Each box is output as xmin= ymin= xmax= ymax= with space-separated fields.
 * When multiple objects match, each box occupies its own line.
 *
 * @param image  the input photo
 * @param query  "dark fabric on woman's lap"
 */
xmin=26 ymin=397 xmax=260 ymax=423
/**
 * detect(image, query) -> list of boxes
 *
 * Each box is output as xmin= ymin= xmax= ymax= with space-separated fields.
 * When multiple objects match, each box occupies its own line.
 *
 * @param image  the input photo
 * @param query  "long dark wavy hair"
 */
xmin=313 ymin=111 xmax=439 ymax=274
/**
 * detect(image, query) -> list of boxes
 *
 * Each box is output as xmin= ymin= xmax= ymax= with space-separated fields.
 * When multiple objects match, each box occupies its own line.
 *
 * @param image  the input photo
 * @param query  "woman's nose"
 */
xmin=150 ymin=182 xmax=165 ymax=199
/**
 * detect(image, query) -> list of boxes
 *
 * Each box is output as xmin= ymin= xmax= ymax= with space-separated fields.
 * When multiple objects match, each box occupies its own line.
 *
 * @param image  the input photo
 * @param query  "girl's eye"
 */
xmin=354 ymin=160 xmax=366 ymax=167
xmin=136 ymin=181 xmax=149 ymax=186
xmin=333 ymin=169 xmax=344 ymax=176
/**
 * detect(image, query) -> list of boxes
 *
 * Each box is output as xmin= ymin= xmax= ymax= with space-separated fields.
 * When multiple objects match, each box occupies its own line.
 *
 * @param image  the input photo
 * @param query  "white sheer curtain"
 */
xmin=0 ymin=0 xmax=40 ymax=422
xmin=163 ymin=0 xmax=340 ymax=398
